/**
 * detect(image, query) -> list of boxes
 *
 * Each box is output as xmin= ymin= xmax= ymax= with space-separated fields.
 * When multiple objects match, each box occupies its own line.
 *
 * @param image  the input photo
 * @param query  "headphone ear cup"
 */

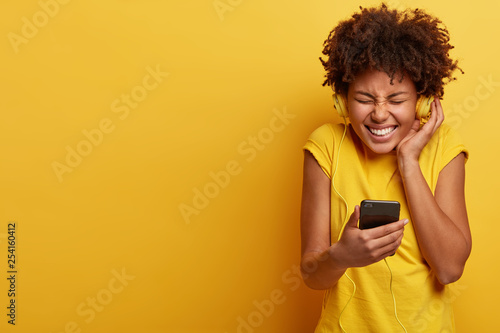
xmin=333 ymin=93 xmax=348 ymax=118
xmin=416 ymin=96 xmax=434 ymax=120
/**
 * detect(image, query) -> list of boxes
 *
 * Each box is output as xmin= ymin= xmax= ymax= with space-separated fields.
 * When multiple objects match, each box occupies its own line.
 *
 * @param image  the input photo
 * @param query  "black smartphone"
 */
xmin=359 ymin=200 xmax=400 ymax=230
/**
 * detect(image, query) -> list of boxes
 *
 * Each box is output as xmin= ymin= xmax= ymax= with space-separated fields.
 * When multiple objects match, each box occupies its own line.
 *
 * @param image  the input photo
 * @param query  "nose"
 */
xmin=371 ymin=102 xmax=391 ymax=123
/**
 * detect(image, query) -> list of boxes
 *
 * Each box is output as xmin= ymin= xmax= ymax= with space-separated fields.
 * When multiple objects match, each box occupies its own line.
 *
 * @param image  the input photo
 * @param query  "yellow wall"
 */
xmin=0 ymin=0 xmax=497 ymax=332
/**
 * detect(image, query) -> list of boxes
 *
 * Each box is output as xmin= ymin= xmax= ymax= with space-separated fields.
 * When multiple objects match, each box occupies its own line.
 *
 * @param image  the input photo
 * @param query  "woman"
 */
xmin=300 ymin=4 xmax=471 ymax=332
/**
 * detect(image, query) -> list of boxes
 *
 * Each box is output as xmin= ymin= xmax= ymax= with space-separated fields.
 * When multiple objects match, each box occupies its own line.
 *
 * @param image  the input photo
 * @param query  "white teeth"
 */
xmin=368 ymin=126 xmax=396 ymax=136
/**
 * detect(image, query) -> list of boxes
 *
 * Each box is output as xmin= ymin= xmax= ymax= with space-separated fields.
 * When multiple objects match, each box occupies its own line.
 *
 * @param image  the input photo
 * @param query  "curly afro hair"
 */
xmin=320 ymin=3 xmax=463 ymax=97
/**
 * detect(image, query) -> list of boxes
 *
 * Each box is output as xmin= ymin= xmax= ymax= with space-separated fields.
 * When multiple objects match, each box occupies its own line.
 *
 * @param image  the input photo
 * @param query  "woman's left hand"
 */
xmin=396 ymin=96 xmax=444 ymax=171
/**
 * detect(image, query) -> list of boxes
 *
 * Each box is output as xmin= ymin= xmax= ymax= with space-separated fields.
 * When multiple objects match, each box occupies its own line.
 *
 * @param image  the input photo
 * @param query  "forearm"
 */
xmin=401 ymin=159 xmax=470 ymax=284
xmin=300 ymin=244 xmax=347 ymax=290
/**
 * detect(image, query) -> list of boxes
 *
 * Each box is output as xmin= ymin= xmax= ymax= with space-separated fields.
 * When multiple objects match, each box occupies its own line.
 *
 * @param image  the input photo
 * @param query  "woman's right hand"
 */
xmin=330 ymin=205 xmax=408 ymax=269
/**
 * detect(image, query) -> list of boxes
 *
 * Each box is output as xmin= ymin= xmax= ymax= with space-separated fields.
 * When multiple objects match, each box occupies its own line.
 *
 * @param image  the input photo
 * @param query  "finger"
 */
xmin=366 ymin=218 xmax=408 ymax=239
xmin=346 ymin=205 xmax=360 ymax=228
xmin=373 ymin=230 xmax=404 ymax=258
xmin=421 ymin=102 xmax=439 ymax=135
xmin=417 ymin=109 xmax=440 ymax=144
xmin=371 ymin=228 xmax=404 ymax=252
xmin=426 ymin=97 xmax=443 ymax=133
xmin=433 ymin=96 xmax=444 ymax=129
xmin=379 ymin=239 xmax=403 ymax=259
xmin=410 ymin=118 xmax=420 ymax=132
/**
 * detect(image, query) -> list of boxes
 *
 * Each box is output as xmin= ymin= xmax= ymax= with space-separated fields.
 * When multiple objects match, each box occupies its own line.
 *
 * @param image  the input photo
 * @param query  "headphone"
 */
xmin=333 ymin=93 xmax=434 ymax=120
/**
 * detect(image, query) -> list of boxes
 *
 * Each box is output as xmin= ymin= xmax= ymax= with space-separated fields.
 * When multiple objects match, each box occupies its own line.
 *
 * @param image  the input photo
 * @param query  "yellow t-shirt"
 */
xmin=303 ymin=123 xmax=468 ymax=333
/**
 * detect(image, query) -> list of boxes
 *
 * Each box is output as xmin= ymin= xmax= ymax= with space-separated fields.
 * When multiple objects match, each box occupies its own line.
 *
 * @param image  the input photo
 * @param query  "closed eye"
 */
xmin=354 ymin=98 xmax=409 ymax=105
xmin=355 ymin=99 xmax=374 ymax=104
xmin=389 ymin=100 xmax=406 ymax=105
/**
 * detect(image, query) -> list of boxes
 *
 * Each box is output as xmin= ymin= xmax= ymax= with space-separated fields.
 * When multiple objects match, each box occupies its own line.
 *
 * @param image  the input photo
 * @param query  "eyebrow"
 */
xmin=354 ymin=91 xmax=410 ymax=99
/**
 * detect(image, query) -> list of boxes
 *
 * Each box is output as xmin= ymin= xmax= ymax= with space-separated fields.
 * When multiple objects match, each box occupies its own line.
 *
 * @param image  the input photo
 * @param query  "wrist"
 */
xmin=328 ymin=242 xmax=349 ymax=271
xmin=398 ymin=155 xmax=420 ymax=176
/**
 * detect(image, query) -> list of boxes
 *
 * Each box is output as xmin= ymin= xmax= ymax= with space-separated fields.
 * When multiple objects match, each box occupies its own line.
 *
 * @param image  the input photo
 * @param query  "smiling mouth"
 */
xmin=366 ymin=126 xmax=397 ymax=136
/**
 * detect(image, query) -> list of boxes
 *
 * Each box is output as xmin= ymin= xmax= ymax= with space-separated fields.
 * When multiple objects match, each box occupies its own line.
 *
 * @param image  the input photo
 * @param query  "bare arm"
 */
xmin=400 ymin=153 xmax=471 ymax=284
xmin=300 ymin=150 xmax=406 ymax=290
xmin=397 ymin=98 xmax=471 ymax=285
xmin=300 ymin=150 xmax=345 ymax=290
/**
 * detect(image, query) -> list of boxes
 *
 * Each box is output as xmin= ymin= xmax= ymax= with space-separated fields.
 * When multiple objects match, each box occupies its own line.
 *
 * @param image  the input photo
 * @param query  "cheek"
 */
xmin=397 ymin=109 xmax=417 ymax=126
xmin=348 ymin=108 xmax=369 ymax=125
xmin=350 ymin=115 xmax=368 ymax=134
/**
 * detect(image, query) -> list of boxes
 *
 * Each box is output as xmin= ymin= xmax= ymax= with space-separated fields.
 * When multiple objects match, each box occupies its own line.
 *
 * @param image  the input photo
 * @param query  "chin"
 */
xmin=362 ymin=142 xmax=396 ymax=155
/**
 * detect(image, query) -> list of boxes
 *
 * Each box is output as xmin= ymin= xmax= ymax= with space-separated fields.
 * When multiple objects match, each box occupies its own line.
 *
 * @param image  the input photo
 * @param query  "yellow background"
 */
xmin=0 ymin=0 xmax=497 ymax=332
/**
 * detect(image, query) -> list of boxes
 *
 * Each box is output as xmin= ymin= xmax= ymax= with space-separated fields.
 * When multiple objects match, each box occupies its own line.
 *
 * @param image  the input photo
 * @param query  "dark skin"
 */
xmin=300 ymin=70 xmax=471 ymax=289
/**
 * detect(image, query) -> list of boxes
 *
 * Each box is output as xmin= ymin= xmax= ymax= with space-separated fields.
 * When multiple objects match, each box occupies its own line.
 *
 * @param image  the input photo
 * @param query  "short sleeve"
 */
xmin=303 ymin=123 xmax=336 ymax=179
xmin=439 ymin=124 xmax=469 ymax=170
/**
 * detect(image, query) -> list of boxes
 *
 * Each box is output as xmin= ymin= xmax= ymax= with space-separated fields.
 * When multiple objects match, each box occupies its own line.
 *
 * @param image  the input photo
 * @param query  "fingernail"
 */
xmin=403 ymin=219 xmax=409 ymax=225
